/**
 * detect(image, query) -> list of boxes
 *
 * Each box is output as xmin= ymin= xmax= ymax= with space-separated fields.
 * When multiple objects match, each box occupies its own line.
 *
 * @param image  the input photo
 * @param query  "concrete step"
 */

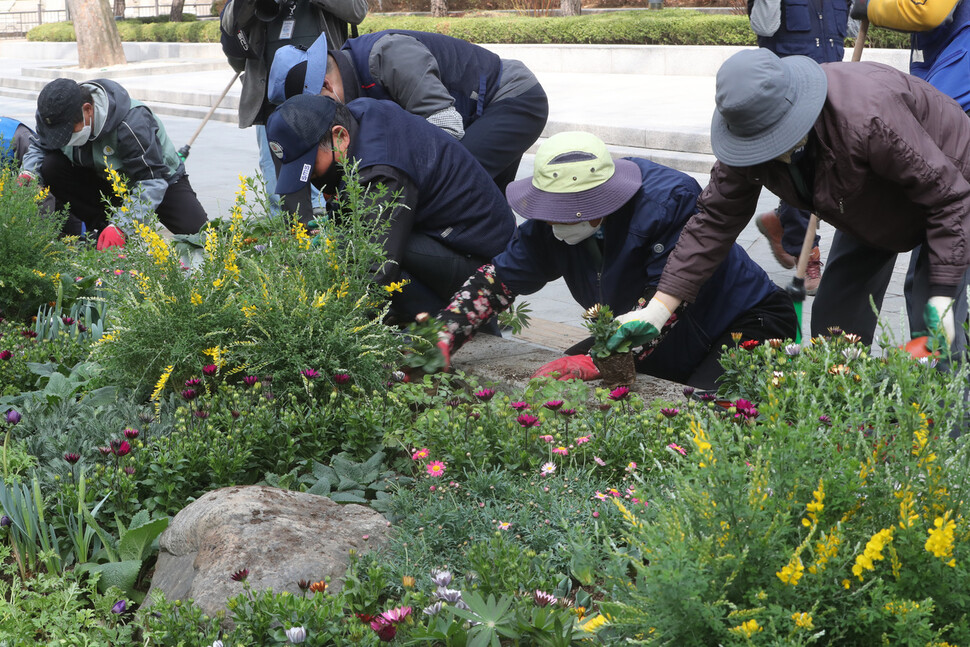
xmin=20 ymin=59 xmax=228 ymax=80
xmin=138 ymin=100 xmax=238 ymax=124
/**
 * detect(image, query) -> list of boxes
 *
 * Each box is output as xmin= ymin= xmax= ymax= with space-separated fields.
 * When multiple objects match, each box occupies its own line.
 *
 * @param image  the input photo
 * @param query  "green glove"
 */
xmin=606 ymin=321 xmax=660 ymax=352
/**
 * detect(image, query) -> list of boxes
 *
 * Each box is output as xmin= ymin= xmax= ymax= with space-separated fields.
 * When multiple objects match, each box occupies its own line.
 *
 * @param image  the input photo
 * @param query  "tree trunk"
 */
xmin=67 ymin=0 xmax=127 ymax=68
xmin=113 ymin=0 xmax=125 ymax=17
xmin=430 ymin=0 xmax=447 ymax=18
xmin=560 ymin=0 xmax=580 ymax=16
xmin=170 ymin=0 xmax=186 ymax=22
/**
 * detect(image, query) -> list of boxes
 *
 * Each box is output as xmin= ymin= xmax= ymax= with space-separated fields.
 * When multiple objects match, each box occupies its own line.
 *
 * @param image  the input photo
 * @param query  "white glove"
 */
xmin=926 ymin=295 xmax=956 ymax=348
xmin=616 ymin=297 xmax=672 ymax=330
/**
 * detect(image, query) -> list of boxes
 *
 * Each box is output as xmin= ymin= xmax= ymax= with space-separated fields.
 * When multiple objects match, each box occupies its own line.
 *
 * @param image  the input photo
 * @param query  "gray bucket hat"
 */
xmin=711 ymin=49 xmax=828 ymax=167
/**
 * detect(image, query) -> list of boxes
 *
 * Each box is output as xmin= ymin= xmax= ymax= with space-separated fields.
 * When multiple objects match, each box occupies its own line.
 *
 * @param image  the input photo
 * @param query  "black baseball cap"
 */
xmin=266 ymin=94 xmax=338 ymax=194
xmin=35 ymin=78 xmax=85 ymax=149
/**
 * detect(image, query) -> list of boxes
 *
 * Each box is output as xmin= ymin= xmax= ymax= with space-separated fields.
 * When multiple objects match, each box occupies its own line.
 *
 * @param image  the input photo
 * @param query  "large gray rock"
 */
xmin=148 ymin=485 xmax=389 ymax=619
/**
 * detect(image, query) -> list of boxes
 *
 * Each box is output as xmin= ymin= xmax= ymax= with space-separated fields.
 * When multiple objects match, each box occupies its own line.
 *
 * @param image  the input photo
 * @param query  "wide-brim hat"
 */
xmin=710 ymin=49 xmax=828 ymax=167
xmin=506 ymin=131 xmax=641 ymax=223
xmin=35 ymin=77 xmax=84 ymax=149
xmin=266 ymin=94 xmax=337 ymax=195
xmin=268 ymin=32 xmax=328 ymax=105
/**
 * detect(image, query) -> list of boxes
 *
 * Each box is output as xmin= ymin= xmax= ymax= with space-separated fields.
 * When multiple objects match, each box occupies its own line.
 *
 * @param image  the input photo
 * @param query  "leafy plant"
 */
xmin=0 ymin=472 xmax=64 ymax=576
xmin=582 ymin=304 xmax=630 ymax=358
xmin=76 ymin=508 xmax=169 ymax=603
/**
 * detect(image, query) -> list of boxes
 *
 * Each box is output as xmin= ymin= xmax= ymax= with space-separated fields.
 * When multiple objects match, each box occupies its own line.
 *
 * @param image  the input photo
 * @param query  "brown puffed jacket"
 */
xmin=658 ymin=60 xmax=970 ymax=303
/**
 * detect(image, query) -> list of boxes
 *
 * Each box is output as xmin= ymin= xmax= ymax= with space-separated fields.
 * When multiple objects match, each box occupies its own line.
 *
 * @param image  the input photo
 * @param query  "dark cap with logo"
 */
xmin=35 ymin=78 xmax=85 ymax=149
xmin=266 ymin=93 xmax=338 ymax=195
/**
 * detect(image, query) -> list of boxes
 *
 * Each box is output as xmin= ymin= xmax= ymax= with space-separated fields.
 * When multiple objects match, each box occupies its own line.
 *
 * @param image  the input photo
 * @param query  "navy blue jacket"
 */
xmin=343 ymin=30 xmax=502 ymax=126
xmin=911 ymin=0 xmax=970 ymax=111
xmin=347 ymin=98 xmax=514 ymax=263
xmin=758 ymin=0 xmax=850 ymax=63
xmin=493 ymin=158 xmax=779 ymax=373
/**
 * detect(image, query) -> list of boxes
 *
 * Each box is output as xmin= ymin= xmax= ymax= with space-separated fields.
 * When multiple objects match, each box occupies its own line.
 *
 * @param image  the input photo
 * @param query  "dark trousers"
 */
xmin=41 ymin=151 xmax=207 ymax=237
xmin=777 ymin=200 xmax=820 ymax=256
xmin=391 ymin=232 xmax=490 ymax=320
xmin=668 ymin=287 xmax=798 ymax=391
xmin=811 ymin=231 xmax=969 ymax=353
xmin=462 ymin=83 xmax=549 ymax=195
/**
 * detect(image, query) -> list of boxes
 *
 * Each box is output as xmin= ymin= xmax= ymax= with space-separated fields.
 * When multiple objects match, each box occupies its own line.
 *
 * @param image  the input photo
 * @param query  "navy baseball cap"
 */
xmin=36 ymin=78 xmax=84 ymax=149
xmin=268 ymin=32 xmax=328 ymax=105
xmin=266 ymin=93 xmax=337 ymax=195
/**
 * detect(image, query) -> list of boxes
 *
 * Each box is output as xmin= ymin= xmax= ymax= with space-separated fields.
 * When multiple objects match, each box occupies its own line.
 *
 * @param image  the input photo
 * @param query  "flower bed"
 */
xmin=2 ymin=163 xmax=969 ymax=645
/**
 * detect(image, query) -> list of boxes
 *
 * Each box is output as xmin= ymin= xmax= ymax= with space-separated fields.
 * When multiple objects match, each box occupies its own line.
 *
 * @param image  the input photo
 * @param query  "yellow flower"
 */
xmin=852 ymin=527 xmax=893 ymax=581
xmin=803 ymin=479 xmax=825 ymax=528
xmin=384 ymin=279 xmax=409 ymax=294
xmin=791 ymin=612 xmax=813 ymax=629
xmin=689 ymin=417 xmax=715 ymax=467
xmin=729 ymin=619 xmax=762 ymax=638
xmin=842 ymin=579 xmax=851 ymax=589
xmin=925 ymin=511 xmax=956 ymax=565
xmin=133 ymin=222 xmax=171 ymax=267
xmin=808 ymin=528 xmax=841 ymax=574
xmin=579 ymin=614 xmax=607 ymax=633
xmin=151 ymin=365 xmax=175 ymax=415
xmin=191 ymin=292 xmax=203 ymax=306
xmin=776 ymin=554 xmax=804 ymax=586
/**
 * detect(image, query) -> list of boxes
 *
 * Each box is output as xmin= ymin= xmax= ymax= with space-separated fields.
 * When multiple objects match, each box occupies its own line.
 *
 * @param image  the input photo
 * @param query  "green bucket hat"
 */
xmin=506 ymin=131 xmax=641 ymax=223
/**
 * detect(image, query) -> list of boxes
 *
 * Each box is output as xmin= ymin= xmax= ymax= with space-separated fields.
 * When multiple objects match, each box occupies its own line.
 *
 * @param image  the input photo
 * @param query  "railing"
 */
xmin=0 ymin=3 xmax=214 ymax=38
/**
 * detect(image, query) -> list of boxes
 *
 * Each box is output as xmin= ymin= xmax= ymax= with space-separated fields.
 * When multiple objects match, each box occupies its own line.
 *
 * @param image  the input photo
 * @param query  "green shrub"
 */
xmin=0 ymin=168 xmax=69 ymax=323
xmin=599 ymin=337 xmax=970 ymax=645
xmin=28 ymin=19 xmax=221 ymax=43
xmin=90 ymin=172 xmax=402 ymax=400
xmin=26 ymin=11 xmax=910 ymax=48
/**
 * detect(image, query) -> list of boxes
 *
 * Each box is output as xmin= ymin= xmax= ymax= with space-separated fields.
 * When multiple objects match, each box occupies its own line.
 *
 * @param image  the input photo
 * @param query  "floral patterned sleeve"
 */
xmin=437 ymin=263 xmax=516 ymax=353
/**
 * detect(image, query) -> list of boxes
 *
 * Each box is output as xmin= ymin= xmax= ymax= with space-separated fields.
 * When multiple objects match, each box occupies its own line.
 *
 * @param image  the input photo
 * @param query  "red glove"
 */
xmin=17 ymin=173 xmax=34 ymax=187
xmin=531 ymin=355 xmax=601 ymax=381
xmin=96 ymin=225 xmax=126 ymax=251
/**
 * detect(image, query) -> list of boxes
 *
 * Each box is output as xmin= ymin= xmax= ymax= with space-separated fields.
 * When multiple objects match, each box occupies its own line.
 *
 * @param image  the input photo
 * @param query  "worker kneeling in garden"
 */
xmin=433 ymin=132 xmax=797 ymax=390
xmin=266 ymin=93 xmax=516 ymax=322
xmin=19 ymin=78 xmax=208 ymax=250
xmin=268 ymin=30 xmax=548 ymax=199
xmin=643 ymin=49 xmax=970 ymax=357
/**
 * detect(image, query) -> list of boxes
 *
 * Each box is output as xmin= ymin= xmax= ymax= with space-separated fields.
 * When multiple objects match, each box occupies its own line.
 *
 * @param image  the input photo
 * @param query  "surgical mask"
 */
xmin=552 ymin=220 xmax=600 ymax=245
xmin=67 ymin=118 xmax=91 ymax=147
xmin=310 ymin=147 xmax=343 ymax=194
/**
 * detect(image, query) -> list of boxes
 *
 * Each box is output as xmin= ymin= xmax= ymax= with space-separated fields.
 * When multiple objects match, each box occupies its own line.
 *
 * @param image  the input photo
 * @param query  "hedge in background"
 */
xmin=27 ymin=9 xmax=909 ymax=47
xmin=26 ymin=19 xmax=222 ymax=43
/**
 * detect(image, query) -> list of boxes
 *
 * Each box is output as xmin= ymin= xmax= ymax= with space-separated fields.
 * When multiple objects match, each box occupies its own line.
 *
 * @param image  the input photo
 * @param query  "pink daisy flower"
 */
xmin=540 ymin=462 xmax=556 ymax=476
xmin=497 ymin=521 xmax=511 ymax=530
xmin=667 ymin=443 xmax=687 ymax=456
xmin=411 ymin=448 xmax=430 ymax=461
xmin=539 ymin=434 xmax=555 ymax=443
xmin=593 ymin=456 xmax=606 ymax=466
xmin=575 ymin=435 xmax=591 ymax=445
xmin=426 ymin=461 xmax=446 ymax=477
xmin=593 ymin=491 xmax=608 ymax=501
xmin=552 ymin=446 xmax=569 ymax=456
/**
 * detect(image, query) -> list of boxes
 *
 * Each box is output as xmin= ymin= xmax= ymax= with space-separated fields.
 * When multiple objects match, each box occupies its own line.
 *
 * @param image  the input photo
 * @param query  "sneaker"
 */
xmin=755 ymin=211 xmax=796 ymax=269
xmin=805 ymin=246 xmax=823 ymax=296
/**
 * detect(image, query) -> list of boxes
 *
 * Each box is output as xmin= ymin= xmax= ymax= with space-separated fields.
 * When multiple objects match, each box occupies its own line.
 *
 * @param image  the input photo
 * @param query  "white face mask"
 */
xmin=552 ymin=220 xmax=600 ymax=245
xmin=67 ymin=118 xmax=92 ymax=147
